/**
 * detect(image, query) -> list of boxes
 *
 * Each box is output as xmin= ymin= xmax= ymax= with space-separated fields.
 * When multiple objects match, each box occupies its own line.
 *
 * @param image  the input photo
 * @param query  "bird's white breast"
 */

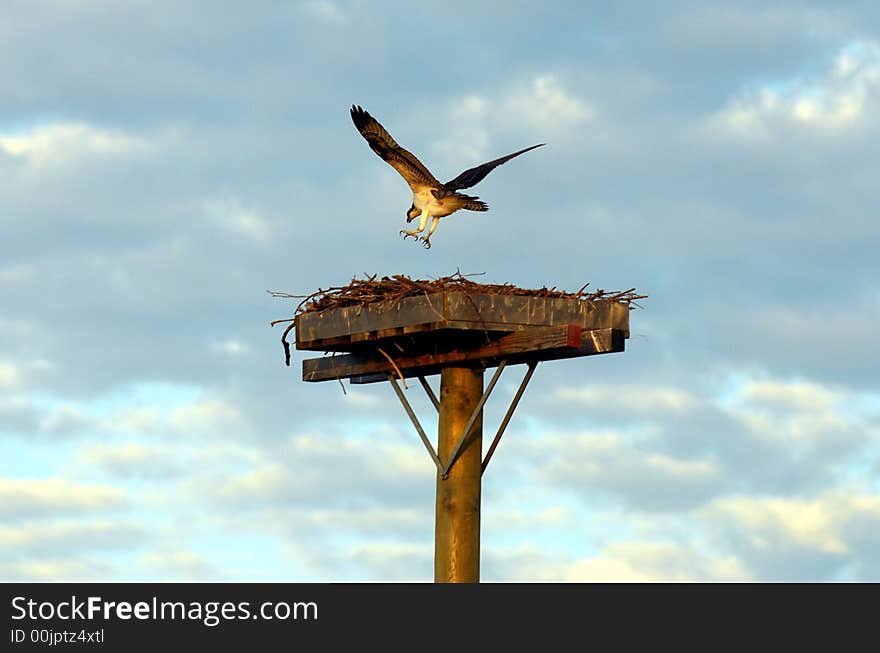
xmin=413 ymin=189 xmax=446 ymax=215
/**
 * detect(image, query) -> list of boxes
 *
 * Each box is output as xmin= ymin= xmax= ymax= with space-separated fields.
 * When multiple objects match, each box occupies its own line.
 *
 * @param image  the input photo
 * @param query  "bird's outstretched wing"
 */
xmin=444 ymin=143 xmax=545 ymax=191
xmin=350 ymin=105 xmax=441 ymax=191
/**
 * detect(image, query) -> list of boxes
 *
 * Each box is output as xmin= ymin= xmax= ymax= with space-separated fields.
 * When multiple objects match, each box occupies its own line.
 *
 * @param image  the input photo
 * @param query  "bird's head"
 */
xmin=406 ymin=204 xmax=419 ymax=223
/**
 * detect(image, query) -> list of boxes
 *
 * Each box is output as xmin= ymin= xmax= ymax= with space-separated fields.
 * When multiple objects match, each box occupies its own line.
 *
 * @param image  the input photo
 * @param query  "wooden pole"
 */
xmin=434 ymin=366 xmax=483 ymax=583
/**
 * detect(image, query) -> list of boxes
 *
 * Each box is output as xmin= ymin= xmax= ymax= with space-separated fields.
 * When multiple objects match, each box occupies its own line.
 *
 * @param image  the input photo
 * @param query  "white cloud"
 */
xmin=79 ymin=442 xmax=184 ymax=479
xmin=300 ymin=0 xmax=346 ymax=23
xmin=484 ymin=541 xmax=751 ymax=582
xmin=726 ymin=377 xmax=870 ymax=469
xmin=39 ymin=404 xmax=93 ymax=437
xmin=537 ymin=430 xmax=724 ymax=510
xmin=2 ymin=387 xmax=266 ymax=443
xmin=555 ymin=385 xmax=699 ymax=413
xmin=703 ymin=491 xmax=880 ymax=561
xmin=288 ymin=507 xmax=427 ymax=535
xmin=210 ymin=338 xmax=251 ymax=357
xmin=0 ymin=477 xmax=126 ymax=520
xmin=0 ymin=519 xmax=146 ymax=555
xmin=106 ymin=407 xmax=162 ymax=436
xmin=0 ymin=122 xmax=151 ymax=169
xmin=0 ymin=557 xmax=114 ymax=582
xmin=539 ymin=373 xmax=874 ymax=493
xmin=170 ymin=398 xmax=250 ymax=438
xmin=563 ymin=541 xmax=750 ymax=582
xmin=436 ymin=74 xmax=593 ymax=163
xmin=202 ymin=198 xmax=276 ymax=245
xmin=708 ymin=40 xmax=880 ymax=137
xmin=0 ymin=359 xmax=53 ymax=392
xmin=214 ymin=450 xmax=412 ymax=505
xmin=0 ymin=363 xmax=20 ymax=390
xmin=485 ymin=505 xmax=574 ymax=531
xmin=30 ymin=403 xmax=164 ymax=440
xmin=189 ymin=432 xmax=432 ymax=519
xmin=0 ymin=396 xmax=39 ymax=435
xmin=139 ymin=549 xmax=225 ymax=581
xmin=345 ymin=392 xmax=381 ymax=408
xmin=338 ymin=542 xmax=430 ymax=581
xmin=505 ymin=75 xmax=594 ymax=130
xmin=741 ymin=379 xmax=839 ymax=412
xmin=216 ymin=463 xmax=288 ymax=499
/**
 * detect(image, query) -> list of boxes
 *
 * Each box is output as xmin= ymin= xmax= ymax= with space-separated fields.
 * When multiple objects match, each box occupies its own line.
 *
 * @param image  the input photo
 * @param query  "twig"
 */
xmin=281 ymin=322 xmax=296 ymax=366
xmin=376 ymin=346 xmax=407 ymax=389
xmin=329 ymin=352 xmax=347 ymax=395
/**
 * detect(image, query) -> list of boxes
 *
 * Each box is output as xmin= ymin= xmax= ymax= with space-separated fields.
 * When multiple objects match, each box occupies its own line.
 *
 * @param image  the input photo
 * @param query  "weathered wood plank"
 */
xmin=295 ymin=292 xmax=630 ymax=351
xmin=295 ymin=293 xmax=447 ymax=346
xmin=348 ymin=329 xmax=626 ymax=384
xmin=302 ymin=326 xmax=625 ymax=383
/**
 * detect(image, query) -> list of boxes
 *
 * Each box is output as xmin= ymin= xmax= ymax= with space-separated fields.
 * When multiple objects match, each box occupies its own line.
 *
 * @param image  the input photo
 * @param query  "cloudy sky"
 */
xmin=2 ymin=0 xmax=879 ymax=582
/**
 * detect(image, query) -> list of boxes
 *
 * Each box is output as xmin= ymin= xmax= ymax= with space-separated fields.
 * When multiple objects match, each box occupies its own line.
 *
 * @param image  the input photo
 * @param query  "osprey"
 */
xmin=350 ymin=105 xmax=544 ymax=249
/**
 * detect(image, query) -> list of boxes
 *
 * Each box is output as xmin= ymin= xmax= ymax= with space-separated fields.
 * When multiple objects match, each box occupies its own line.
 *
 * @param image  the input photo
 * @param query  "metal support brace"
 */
xmin=388 ymin=374 xmax=442 ymax=471
xmin=439 ymin=360 xmax=507 ymax=479
xmin=418 ymin=376 xmax=439 ymax=412
xmin=481 ymin=361 xmax=538 ymax=475
xmin=390 ymin=361 xmax=537 ymax=479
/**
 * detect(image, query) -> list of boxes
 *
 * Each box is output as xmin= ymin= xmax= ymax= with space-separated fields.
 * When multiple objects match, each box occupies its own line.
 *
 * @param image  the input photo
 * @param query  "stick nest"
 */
xmin=269 ymin=272 xmax=646 ymax=371
xmin=270 ymin=271 xmax=646 ymax=317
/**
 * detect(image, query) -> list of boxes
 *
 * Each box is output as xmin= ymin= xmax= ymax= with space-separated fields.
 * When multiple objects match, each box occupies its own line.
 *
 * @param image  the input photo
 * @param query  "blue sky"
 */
xmin=2 ymin=0 xmax=879 ymax=581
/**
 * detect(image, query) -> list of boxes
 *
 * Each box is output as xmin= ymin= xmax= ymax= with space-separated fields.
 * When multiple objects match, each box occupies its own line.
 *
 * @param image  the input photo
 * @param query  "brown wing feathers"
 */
xmin=444 ymin=143 xmax=545 ymax=191
xmin=350 ymin=104 xmax=544 ymax=198
xmin=350 ymin=105 xmax=440 ymax=190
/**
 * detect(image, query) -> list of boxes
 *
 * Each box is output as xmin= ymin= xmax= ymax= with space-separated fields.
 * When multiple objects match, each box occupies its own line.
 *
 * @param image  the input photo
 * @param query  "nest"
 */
xmin=270 ymin=272 xmax=646 ymax=371
xmin=270 ymin=271 xmax=646 ymax=317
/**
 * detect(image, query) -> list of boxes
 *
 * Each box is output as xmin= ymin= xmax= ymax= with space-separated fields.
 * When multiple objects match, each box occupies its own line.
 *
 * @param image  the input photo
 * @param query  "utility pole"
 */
xmin=435 ymin=367 xmax=483 ymax=582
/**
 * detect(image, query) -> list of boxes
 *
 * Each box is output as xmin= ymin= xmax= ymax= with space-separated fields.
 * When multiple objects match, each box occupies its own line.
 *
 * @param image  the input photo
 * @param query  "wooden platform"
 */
xmin=295 ymin=292 xmax=630 ymax=383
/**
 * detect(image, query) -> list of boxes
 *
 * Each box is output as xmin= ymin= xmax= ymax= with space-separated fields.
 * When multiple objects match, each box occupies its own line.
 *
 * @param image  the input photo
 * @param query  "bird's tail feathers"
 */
xmin=455 ymin=193 xmax=488 ymax=212
xmin=464 ymin=199 xmax=489 ymax=212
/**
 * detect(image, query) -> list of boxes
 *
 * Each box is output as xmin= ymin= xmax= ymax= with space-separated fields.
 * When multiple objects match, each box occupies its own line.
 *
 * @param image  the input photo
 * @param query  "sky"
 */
xmin=1 ymin=0 xmax=879 ymax=582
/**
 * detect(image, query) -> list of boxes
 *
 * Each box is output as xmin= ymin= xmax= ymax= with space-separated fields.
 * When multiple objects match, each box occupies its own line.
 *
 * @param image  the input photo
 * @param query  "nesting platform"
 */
xmin=294 ymin=289 xmax=632 ymax=384
xmin=279 ymin=274 xmax=643 ymax=582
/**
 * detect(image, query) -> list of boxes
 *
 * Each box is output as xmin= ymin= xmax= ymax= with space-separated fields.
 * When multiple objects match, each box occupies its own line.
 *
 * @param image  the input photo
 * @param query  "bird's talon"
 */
xmin=420 ymin=238 xmax=431 ymax=249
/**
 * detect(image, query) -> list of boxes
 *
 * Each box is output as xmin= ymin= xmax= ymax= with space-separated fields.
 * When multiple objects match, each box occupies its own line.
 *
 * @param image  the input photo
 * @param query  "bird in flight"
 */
xmin=350 ymin=105 xmax=544 ymax=249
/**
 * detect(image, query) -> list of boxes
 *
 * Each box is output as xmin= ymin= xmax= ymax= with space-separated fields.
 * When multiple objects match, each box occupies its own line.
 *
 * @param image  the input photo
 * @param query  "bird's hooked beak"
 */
xmin=406 ymin=205 xmax=419 ymax=223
